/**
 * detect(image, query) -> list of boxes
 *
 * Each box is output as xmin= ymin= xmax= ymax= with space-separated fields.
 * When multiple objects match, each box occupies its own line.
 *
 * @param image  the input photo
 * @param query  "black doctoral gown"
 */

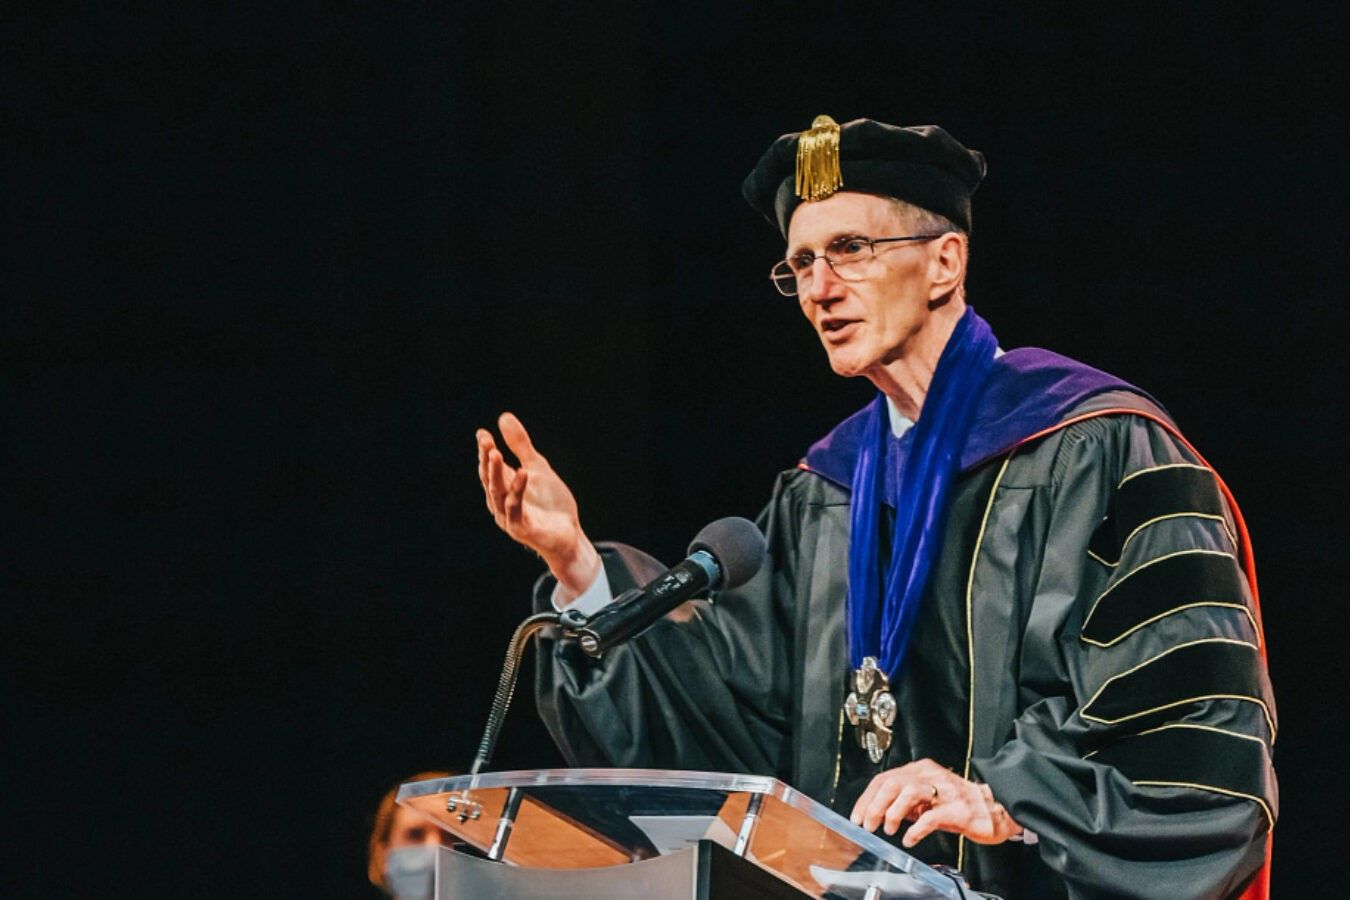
xmin=532 ymin=389 xmax=1277 ymax=900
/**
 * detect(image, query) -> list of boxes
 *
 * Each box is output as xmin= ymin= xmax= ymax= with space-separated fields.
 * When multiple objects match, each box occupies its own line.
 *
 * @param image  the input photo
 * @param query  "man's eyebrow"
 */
xmin=786 ymin=231 xmax=863 ymax=257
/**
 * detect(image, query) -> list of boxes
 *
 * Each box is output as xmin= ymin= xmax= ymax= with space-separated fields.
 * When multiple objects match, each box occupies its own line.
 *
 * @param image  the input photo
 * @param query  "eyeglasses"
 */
xmin=769 ymin=233 xmax=949 ymax=297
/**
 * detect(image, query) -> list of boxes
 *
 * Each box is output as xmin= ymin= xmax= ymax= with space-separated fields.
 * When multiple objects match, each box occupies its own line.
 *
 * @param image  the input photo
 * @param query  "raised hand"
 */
xmin=476 ymin=412 xmax=602 ymax=599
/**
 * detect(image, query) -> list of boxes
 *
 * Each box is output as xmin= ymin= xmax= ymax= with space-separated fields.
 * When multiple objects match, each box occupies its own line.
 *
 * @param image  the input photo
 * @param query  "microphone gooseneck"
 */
xmin=468 ymin=610 xmax=560 ymax=776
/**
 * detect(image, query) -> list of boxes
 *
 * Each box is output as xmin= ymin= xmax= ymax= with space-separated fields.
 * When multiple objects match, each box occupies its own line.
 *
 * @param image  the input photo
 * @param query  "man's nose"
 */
xmin=802 ymin=258 xmax=845 ymax=305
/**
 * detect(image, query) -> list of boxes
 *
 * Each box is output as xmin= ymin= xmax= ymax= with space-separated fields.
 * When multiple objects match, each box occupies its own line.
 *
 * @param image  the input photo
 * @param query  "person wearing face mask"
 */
xmin=366 ymin=770 xmax=451 ymax=900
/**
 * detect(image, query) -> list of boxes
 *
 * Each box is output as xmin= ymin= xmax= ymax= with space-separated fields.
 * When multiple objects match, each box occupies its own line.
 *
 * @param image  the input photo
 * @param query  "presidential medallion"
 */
xmin=843 ymin=655 xmax=897 ymax=764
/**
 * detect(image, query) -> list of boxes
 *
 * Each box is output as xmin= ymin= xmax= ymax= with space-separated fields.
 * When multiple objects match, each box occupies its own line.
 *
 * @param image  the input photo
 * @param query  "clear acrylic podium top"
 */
xmin=397 ymin=768 xmax=963 ymax=899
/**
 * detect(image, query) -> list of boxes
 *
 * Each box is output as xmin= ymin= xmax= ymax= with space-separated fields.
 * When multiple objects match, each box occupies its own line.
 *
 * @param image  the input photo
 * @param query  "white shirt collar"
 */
xmin=883 ymin=347 xmax=1004 ymax=439
xmin=885 ymin=396 xmax=914 ymax=439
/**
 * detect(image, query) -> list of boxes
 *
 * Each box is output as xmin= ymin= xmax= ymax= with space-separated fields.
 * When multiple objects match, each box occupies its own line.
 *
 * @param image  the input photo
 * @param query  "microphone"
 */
xmin=572 ymin=516 xmax=767 ymax=658
xmin=467 ymin=517 xmax=766 ymax=776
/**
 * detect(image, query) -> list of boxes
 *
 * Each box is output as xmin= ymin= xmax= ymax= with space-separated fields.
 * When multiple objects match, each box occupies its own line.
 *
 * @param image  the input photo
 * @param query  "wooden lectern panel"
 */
xmin=403 ymin=788 xmax=630 ymax=869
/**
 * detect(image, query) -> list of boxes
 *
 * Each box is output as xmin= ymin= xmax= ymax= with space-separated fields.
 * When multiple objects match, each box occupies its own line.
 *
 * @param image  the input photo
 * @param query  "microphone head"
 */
xmin=688 ymin=516 xmax=767 ymax=590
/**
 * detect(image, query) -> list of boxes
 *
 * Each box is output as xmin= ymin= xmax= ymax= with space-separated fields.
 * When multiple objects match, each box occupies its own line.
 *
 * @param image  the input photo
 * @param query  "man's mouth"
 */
xmin=821 ymin=319 xmax=860 ymax=340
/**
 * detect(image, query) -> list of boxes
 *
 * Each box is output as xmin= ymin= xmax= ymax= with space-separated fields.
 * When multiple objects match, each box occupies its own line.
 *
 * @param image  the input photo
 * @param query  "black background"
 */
xmin=8 ymin=3 xmax=1348 ymax=896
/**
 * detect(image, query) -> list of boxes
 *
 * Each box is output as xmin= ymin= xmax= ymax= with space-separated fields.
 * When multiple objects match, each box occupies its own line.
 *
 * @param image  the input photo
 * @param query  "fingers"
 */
xmin=852 ymin=765 xmax=906 ymax=827
xmin=850 ymin=777 xmax=883 ymax=826
xmin=498 ymin=412 xmax=541 ymax=464
xmin=854 ymin=774 xmax=929 ymax=834
xmin=857 ymin=779 xmax=904 ymax=833
xmin=485 ymin=446 xmax=516 ymax=520
xmin=882 ymin=783 xmax=939 ymax=836
xmin=476 ymin=429 xmax=496 ymax=500
xmin=479 ymin=418 xmax=530 ymax=526
xmin=851 ymin=759 xmax=944 ymax=828
xmin=903 ymin=783 xmax=988 ymax=848
xmin=849 ymin=760 xmax=1018 ymax=847
xmin=903 ymin=799 xmax=976 ymax=848
xmin=503 ymin=468 xmax=528 ymax=526
xmin=900 ymin=780 xmax=1015 ymax=847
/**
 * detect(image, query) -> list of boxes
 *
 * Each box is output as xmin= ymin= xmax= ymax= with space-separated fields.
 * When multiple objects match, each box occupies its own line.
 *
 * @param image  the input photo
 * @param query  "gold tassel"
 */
xmin=795 ymin=114 xmax=844 ymax=201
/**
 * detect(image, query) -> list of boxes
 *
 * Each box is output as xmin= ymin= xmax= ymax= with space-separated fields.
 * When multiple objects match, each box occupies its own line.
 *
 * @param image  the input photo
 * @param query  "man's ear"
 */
xmin=927 ymin=232 xmax=968 ymax=301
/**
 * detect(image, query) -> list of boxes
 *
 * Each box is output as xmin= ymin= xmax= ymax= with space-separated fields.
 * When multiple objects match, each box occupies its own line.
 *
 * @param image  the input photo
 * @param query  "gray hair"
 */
xmin=885 ymin=197 xmax=970 ymax=294
xmin=886 ymin=197 xmax=965 ymax=237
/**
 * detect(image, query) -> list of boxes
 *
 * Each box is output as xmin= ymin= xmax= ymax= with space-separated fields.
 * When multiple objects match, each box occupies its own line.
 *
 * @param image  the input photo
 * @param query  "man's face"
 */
xmin=786 ymin=192 xmax=940 ymax=379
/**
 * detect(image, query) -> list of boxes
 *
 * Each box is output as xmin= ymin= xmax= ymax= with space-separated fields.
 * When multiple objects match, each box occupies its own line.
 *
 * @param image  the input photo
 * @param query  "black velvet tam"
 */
xmin=742 ymin=118 xmax=987 ymax=237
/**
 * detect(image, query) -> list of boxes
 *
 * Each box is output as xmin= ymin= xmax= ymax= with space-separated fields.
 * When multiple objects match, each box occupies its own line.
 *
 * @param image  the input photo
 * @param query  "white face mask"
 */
xmin=384 ymin=845 xmax=436 ymax=900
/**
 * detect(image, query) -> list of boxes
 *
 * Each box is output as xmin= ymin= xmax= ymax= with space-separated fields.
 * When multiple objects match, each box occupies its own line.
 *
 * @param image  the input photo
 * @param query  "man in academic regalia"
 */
xmin=475 ymin=116 xmax=1276 ymax=899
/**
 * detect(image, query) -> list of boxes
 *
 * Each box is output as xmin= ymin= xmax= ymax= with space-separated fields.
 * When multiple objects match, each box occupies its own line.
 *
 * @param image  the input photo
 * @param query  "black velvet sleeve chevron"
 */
xmin=1089 ymin=724 xmax=1276 ymax=831
xmin=1088 ymin=464 xmax=1232 ymax=566
xmin=1080 ymin=638 xmax=1275 ymax=742
xmin=1081 ymin=550 xmax=1254 ymax=647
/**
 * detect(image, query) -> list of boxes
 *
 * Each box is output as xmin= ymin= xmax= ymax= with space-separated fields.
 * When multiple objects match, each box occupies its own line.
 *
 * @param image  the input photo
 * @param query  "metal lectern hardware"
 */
xmin=446 ymin=792 xmax=482 ymax=823
xmin=486 ymin=788 xmax=523 ymax=862
xmin=558 ymin=608 xmax=588 ymax=630
xmin=733 ymin=792 xmax=764 ymax=857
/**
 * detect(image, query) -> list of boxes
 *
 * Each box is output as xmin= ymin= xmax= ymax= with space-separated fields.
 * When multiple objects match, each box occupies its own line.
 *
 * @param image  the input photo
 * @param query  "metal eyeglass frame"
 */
xmin=769 ymin=233 xmax=949 ymax=297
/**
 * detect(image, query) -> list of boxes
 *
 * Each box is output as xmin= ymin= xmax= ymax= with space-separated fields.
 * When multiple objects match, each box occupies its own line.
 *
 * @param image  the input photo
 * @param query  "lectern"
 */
xmin=397 ymin=768 xmax=972 ymax=899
